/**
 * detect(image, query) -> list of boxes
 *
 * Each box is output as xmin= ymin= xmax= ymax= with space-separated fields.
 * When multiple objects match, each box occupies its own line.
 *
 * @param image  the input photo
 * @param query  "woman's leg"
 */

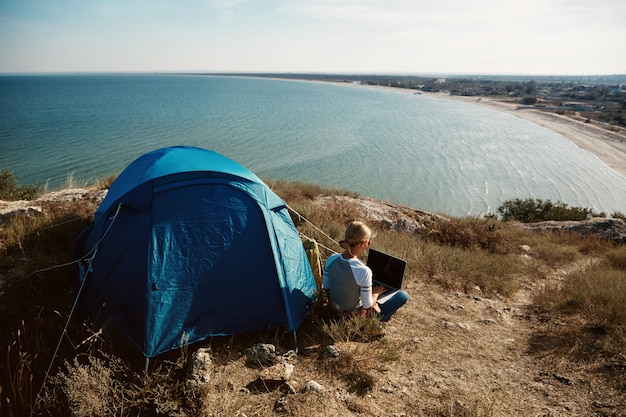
xmin=378 ymin=290 xmax=409 ymax=322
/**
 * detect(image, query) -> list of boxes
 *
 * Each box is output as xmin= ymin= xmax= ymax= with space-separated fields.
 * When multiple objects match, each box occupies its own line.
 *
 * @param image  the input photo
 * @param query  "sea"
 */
xmin=1 ymin=73 xmax=625 ymax=218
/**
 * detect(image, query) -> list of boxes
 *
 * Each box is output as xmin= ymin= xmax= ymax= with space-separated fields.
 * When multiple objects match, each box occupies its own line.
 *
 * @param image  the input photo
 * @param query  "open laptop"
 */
xmin=366 ymin=249 xmax=406 ymax=303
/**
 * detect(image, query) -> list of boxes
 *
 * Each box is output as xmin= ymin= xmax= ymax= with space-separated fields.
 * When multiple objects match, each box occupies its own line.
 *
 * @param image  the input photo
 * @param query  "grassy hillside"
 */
xmin=1 ymin=180 xmax=625 ymax=416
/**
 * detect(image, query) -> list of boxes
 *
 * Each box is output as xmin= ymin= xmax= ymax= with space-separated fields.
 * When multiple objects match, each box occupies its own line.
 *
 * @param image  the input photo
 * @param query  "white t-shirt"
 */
xmin=322 ymin=253 xmax=374 ymax=311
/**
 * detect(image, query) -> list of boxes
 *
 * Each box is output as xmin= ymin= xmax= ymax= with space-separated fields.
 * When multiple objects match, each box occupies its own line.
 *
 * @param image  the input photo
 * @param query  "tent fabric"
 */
xmin=77 ymin=146 xmax=317 ymax=357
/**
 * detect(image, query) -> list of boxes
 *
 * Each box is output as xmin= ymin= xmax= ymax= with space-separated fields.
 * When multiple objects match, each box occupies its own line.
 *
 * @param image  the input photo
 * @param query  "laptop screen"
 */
xmin=366 ymin=249 xmax=406 ymax=290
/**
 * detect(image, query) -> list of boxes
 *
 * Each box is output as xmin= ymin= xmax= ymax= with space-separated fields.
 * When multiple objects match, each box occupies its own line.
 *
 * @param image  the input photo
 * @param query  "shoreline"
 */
xmin=423 ymin=92 xmax=626 ymax=178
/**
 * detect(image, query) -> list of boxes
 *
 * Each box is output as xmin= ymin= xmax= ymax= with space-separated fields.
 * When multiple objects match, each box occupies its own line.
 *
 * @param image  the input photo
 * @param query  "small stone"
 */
xmin=321 ymin=345 xmax=341 ymax=358
xmin=274 ymin=397 xmax=288 ymax=413
xmin=259 ymin=363 xmax=294 ymax=382
xmin=280 ymin=382 xmax=297 ymax=394
xmin=282 ymin=349 xmax=297 ymax=361
xmin=554 ymin=374 xmax=573 ymax=385
xmin=246 ymin=343 xmax=278 ymax=367
xmin=302 ymin=380 xmax=325 ymax=394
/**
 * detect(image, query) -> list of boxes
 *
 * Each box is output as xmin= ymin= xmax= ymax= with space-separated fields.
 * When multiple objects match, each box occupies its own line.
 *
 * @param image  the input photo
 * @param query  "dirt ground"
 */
xmin=200 ymin=260 xmax=625 ymax=417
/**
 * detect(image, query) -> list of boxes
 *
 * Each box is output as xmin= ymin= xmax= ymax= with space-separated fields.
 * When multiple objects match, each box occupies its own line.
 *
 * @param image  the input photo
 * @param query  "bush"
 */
xmin=496 ymin=198 xmax=602 ymax=222
xmin=612 ymin=211 xmax=625 ymax=220
xmin=424 ymin=216 xmax=513 ymax=254
xmin=0 ymin=170 xmax=40 ymax=200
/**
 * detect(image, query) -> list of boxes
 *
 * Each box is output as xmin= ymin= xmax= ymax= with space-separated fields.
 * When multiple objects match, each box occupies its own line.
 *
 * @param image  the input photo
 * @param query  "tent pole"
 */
xmin=144 ymin=357 xmax=150 ymax=376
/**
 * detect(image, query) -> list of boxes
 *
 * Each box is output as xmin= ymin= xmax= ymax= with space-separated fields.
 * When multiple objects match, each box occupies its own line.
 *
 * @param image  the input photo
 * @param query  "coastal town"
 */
xmin=212 ymin=73 xmax=626 ymax=132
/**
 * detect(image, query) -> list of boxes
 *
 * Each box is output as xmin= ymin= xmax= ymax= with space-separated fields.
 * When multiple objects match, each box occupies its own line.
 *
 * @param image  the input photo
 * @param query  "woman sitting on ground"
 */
xmin=322 ymin=221 xmax=409 ymax=321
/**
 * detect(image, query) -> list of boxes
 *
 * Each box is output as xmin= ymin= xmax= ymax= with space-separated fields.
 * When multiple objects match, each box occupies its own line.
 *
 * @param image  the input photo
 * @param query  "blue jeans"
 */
xmin=378 ymin=290 xmax=410 ymax=322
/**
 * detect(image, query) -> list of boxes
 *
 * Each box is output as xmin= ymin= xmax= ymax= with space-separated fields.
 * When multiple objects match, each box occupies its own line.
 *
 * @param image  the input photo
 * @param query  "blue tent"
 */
xmin=76 ymin=146 xmax=316 ymax=357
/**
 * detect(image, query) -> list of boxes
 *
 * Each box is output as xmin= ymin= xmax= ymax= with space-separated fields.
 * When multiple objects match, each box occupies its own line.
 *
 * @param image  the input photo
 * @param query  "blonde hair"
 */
xmin=339 ymin=221 xmax=374 ymax=255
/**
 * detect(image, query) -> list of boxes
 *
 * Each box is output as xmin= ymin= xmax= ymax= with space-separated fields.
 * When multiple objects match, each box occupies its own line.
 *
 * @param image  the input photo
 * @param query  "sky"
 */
xmin=0 ymin=0 xmax=625 ymax=75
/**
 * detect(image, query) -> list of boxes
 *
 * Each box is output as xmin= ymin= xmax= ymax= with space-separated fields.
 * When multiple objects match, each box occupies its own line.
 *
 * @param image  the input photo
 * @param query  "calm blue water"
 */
xmin=1 ymin=74 xmax=625 ymax=217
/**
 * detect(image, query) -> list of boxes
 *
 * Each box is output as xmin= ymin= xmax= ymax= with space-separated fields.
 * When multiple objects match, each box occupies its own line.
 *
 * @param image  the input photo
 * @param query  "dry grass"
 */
xmin=1 ymin=181 xmax=626 ymax=416
xmin=558 ymin=266 xmax=626 ymax=330
xmin=605 ymin=246 xmax=626 ymax=270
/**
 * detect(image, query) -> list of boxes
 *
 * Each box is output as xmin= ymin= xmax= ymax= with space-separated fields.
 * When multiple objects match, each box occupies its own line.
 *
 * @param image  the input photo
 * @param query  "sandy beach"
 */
xmin=433 ymin=93 xmax=626 ymax=178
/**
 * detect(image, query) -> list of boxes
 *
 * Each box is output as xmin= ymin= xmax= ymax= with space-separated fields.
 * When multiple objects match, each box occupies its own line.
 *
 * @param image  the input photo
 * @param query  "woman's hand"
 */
xmin=358 ymin=303 xmax=381 ymax=316
xmin=372 ymin=285 xmax=386 ymax=295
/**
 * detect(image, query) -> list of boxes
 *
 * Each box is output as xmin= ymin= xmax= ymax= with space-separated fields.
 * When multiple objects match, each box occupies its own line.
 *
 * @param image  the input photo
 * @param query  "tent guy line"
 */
xmin=31 ymin=203 xmax=123 ymax=416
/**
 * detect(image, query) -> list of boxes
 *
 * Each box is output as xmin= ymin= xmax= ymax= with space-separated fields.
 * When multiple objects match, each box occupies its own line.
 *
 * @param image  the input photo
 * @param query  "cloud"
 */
xmin=0 ymin=0 xmax=624 ymax=73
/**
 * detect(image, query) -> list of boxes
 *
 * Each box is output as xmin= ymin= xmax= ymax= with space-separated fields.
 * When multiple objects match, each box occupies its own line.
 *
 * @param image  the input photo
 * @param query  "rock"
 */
xmin=282 ymin=349 xmax=297 ymax=361
xmin=273 ymin=397 xmax=288 ymax=413
xmin=441 ymin=320 xmax=456 ymax=328
xmin=302 ymin=380 xmax=325 ymax=394
xmin=522 ymin=218 xmax=626 ymax=244
xmin=259 ymin=363 xmax=294 ymax=382
xmin=312 ymin=195 xmax=448 ymax=234
xmin=37 ymin=188 xmax=107 ymax=203
xmin=246 ymin=343 xmax=279 ymax=367
xmin=245 ymin=361 xmax=295 ymax=394
xmin=280 ymin=382 xmax=297 ymax=394
xmin=0 ymin=188 xmax=107 ymax=224
xmin=247 ymin=361 xmax=294 ymax=394
xmin=554 ymin=374 xmax=573 ymax=385
xmin=442 ymin=320 xmax=471 ymax=330
xmin=187 ymin=348 xmax=212 ymax=387
xmin=0 ymin=204 xmax=42 ymax=223
xmin=321 ymin=345 xmax=341 ymax=359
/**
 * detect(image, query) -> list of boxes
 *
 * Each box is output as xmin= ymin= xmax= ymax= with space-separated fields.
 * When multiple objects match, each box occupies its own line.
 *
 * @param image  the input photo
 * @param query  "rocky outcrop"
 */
xmin=0 ymin=188 xmax=107 ymax=224
xmin=521 ymin=217 xmax=626 ymax=244
xmin=312 ymin=195 xmax=449 ymax=234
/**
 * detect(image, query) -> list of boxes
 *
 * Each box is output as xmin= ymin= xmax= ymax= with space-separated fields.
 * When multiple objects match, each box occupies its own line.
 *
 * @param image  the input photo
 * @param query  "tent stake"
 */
xmin=292 ymin=332 xmax=298 ymax=354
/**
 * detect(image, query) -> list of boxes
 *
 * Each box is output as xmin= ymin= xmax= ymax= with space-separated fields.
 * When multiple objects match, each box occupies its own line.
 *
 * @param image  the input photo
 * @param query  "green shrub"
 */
xmin=496 ymin=198 xmax=602 ymax=223
xmin=0 ymin=170 xmax=40 ymax=201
